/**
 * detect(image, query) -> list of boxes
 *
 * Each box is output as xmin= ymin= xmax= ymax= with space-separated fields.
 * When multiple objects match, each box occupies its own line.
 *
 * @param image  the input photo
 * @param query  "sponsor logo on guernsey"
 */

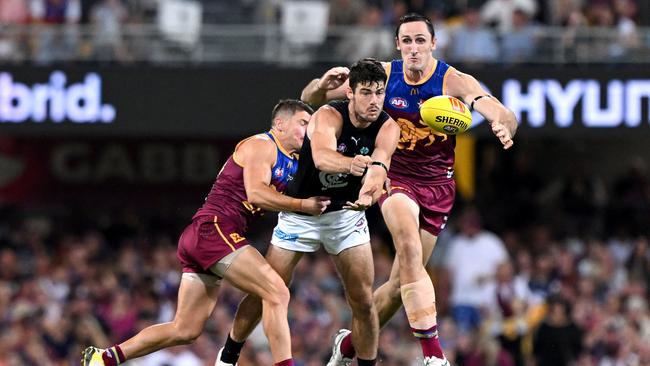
xmin=273 ymin=228 xmax=299 ymax=241
xmin=360 ymin=146 xmax=369 ymax=155
xmin=389 ymin=97 xmax=409 ymax=109
xmin=337 ymin=143 xmax=347 ymax=153
xmin=319 ymin=172 xmax=348 ymax=189
xmin=274 ymin=167 xmax=284 ymax=177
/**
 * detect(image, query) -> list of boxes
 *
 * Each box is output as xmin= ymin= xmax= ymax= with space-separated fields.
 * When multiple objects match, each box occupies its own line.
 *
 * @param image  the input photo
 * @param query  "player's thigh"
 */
xmin=381 ymin=193 xmax=421 ymax=241
xmin=266 ymin=244 xmax=304 ymax=284
xmin=174 ymin=273 xmax=220 ymax=327
xmin=332 ymin=243 xmax=375 ymax=295
xmin=223 ymin=246 xmax=287 ymax=300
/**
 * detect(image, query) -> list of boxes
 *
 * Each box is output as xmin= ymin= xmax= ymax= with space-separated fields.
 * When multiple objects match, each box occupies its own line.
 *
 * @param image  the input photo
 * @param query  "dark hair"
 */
xmin=395 ymin=13 xmax=435 ymax=38
xmin=271 ymin=99 xmax=314 ymax=125
xmin=348 ymin=58 xmax=387 ymax=91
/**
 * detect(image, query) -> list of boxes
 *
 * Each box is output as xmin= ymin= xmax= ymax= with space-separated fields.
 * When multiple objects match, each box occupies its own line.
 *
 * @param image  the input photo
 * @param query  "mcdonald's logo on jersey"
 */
xmin=448 ymin=97 xmax=467 ymax=113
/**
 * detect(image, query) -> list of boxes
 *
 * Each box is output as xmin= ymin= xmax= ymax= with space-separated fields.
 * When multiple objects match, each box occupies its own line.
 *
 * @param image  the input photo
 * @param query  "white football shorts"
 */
xmin=271 ymin=209 xmax=370 ymax=255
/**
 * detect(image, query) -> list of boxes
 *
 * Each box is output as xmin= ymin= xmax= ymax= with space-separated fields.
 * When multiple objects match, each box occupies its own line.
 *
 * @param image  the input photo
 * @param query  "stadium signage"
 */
xmin=0 ymin=71 xmax=116 ymax=124
xmin=50 ymin=142 xmax=218 ymax=183
xmin=473 ymin=79 xmax=650 ymax=129
xmin=1 ymin=67 xmax=648 ymax=136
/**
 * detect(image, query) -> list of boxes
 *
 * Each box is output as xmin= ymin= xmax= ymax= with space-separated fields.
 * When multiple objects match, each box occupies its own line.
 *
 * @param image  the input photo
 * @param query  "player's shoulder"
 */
xmin=238 ymin=133 xmax=277 ymax=157
xmin=443 ymin=66 xmax=480 ymax=96
xmin=317 ymin=103 xmax=344 ymax=119
xmin=444 ymin=65 xmax=477 ymax=83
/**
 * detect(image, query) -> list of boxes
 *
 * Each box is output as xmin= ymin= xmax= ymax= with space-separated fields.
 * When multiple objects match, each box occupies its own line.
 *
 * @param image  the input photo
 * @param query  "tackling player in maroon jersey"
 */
xmin=82 ymin=100 xmax=329 ymax=366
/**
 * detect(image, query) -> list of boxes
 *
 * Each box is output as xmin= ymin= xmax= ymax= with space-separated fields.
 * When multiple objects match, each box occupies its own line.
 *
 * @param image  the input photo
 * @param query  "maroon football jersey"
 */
xmin=193 ymin=132 xmax=298 ymax=231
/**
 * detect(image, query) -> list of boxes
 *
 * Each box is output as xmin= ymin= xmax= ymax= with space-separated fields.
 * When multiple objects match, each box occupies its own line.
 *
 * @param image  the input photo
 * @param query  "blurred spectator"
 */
xmin=544 ymin=0 xmax=585 ymax=25
xmin=533 ymin=295 xmax=583 ymax=366
xmin=336 ymin=5 xmax=394 ymax=64
xmin=0 ymin=0 xmax=30 ymax=62
xmin=483 ymin=262 xmax=544 ymax=366
xmin=90 ymin=0 xmax=130 ymax=62
xmin=426 ymin=3 xmax=451 ymax=59
xmin=500 ymin=8 xmax=539 ymax=63
xmin=444 ymin=207 xmax=509 ymax=331
xmin=448 ymin=6 xmax=499 ymax=65
xmin=625 ymin=236 xmax=650 ymax=285
xmin=480 ymin=0 xmax=538 ymax=34
xmin=612 ymin=0 xmax=642 ymax=58
xmin=0 ymin=0 xmax=30 ymax=23
xmin=463 ymin=332 xmax=515 ymax=366
xmin=30 ymin=0 xmax=81 ymax=64
xmin=381 ymin=0 xmax=408 ymax=26
xmin=328 ymin=0 xmax=365 ymax=25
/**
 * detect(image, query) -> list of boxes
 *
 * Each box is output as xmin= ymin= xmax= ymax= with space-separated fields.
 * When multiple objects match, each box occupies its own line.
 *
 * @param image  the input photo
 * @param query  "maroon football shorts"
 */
xmin=177 ymin=215 xmax=250 ymax=275
xmin=378 ymin=178 xmax=455 ymax=236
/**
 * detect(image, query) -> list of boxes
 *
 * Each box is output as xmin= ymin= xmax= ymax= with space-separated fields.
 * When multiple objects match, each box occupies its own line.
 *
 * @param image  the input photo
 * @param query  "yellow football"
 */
xmin=420 ymin=95 xmax=472 ymax=135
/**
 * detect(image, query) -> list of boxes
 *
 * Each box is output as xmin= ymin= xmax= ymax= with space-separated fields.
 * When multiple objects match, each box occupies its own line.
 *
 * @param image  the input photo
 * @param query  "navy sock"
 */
xmin=221 ymin=334 xmax=245 ymax=364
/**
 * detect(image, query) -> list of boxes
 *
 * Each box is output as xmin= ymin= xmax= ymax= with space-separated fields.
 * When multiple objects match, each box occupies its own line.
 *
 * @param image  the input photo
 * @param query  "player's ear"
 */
xmin=346 ymin=86 xmax=354 ymax=100
xmin=395 ymin=38 xmax=400 ymax=51
xmin=274 ymin=117 xmax=284 ymax=131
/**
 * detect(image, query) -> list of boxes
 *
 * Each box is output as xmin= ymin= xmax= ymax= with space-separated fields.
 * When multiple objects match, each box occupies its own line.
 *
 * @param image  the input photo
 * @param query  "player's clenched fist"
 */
xmin=301 ymin=196 xmax=331 ymax=216
xmin=349 ymin=155 xmax=372 ymax=176
xmin=316 ymin=67 xmax=350 ymax=90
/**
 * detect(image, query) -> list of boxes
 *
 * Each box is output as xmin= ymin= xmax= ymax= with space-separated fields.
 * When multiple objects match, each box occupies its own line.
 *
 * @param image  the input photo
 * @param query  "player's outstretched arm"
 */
xmin=445 ymin=69 xmax=518 ymax=149
xmin=347 ymin=118 xmax=400 ymax=210
xmin=310 ymin=106 xmax=370 ymax=176
xmin=300 ymin=67 xmax=351 ymax=107
xmin=239 ymin=138 xmax=329 ymax=215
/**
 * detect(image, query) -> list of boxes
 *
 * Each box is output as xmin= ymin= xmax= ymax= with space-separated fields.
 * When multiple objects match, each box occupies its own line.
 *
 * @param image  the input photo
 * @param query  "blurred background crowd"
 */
xmin=0 ymin=0 xmax=649 ymax=64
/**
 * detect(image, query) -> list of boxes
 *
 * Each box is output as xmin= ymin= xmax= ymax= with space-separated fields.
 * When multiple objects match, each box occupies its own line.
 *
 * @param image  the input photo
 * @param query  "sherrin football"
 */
xmin=420 ymin=95 xmax=472 ymax=135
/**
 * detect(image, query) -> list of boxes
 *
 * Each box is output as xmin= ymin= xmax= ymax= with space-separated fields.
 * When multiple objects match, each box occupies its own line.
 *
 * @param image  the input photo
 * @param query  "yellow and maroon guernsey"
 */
xmin=193 ymin=131 xmax=298 ymax=232
xmin=384 ymin=59 xmax=456 ymax=183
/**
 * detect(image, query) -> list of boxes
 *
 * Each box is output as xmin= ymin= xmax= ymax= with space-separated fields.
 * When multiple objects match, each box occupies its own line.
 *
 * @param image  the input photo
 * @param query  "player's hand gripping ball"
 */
xmin=420 ymin=95 xmax=472 ymax=135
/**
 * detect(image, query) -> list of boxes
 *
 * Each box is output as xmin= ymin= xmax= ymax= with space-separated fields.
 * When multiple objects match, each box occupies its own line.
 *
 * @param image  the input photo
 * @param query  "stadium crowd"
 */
xmin=0 ymin=0 xmax=647 ymax=64
xmin=0 ymin=143 xmax=648 ymax=365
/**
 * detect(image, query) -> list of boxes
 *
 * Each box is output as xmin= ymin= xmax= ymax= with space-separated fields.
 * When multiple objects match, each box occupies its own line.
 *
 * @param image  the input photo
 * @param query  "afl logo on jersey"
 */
xmin=274 ymin=167 xmax=284 ymax=177
xmin=389 ymin=97 xmax=409 ymax=109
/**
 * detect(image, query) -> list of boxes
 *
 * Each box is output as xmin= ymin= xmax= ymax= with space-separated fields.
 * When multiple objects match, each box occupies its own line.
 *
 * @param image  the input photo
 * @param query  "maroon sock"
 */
xmin=412 ymin=325 xmax=445 ymax=359
xmin=274 ymin=359 xmax=294 ymax=366
xmin=101 ymin=345 xmax=126 ymax=366
xmin=340 ymin=333 xmax=356 ymax=359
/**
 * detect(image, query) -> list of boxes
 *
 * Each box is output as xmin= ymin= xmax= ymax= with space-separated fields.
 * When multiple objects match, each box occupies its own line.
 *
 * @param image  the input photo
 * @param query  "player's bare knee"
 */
xmin=172 ymin=323 xmax=203 ymax=345
xmin=347 ymin=288 xmax=374 ymax=315
xmin=396 ymin=243 xmax=422 ymax=268
xmin=264 ymin=277 xmax=290 ymax=308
